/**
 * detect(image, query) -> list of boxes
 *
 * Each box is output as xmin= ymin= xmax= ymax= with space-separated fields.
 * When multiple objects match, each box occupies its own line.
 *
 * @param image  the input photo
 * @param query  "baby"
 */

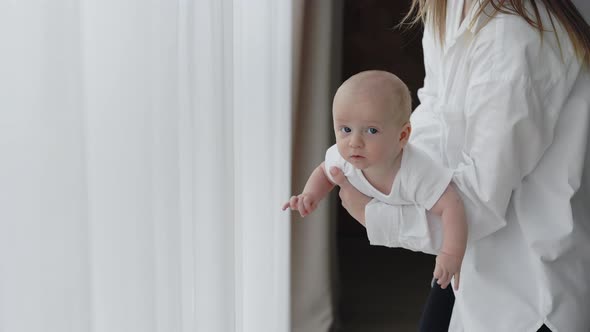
xmin=282 ymin=70 xmax=467 ymax=290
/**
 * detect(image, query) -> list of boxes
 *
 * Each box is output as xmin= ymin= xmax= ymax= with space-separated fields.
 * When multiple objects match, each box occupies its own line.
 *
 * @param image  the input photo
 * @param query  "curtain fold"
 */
xmin=0 ymin=2 xmax=91 ymax=331
xmin=0 ymin=1 xmax=294 ymax=331
xmin=291 ymin=1 xmax=341 ymax=331
xmin=232 ymin=0 xmax=293 ymax=330
xmin=192 ymin=0 xmax=235 ymax=331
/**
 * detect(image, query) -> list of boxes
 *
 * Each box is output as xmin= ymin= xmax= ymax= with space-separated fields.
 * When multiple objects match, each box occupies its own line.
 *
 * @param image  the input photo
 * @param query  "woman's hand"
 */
xmin=329 ymin=167 xmax=371 ymax=225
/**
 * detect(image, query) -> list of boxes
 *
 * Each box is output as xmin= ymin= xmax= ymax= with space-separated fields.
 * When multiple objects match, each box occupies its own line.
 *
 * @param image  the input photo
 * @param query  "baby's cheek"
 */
xmin=335 ymin=141 xmax=347 ymax=155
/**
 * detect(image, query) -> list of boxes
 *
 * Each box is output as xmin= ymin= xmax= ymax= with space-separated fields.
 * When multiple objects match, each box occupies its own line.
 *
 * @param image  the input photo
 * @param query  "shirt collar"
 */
xmin=443 ymin=0 xmax=487 ymax=52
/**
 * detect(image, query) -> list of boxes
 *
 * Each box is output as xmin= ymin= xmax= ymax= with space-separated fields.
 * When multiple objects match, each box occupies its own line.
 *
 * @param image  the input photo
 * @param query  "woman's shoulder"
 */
xmin=469 ymin=9 xmax=574 ymax=82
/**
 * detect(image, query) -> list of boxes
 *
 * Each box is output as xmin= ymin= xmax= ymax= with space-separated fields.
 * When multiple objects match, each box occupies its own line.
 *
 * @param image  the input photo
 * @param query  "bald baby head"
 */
xmin=333 ymin=70 xmax=412 ymax=126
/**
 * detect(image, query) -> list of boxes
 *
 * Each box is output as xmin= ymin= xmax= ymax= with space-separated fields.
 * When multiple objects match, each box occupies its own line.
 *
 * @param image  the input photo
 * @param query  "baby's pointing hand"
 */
xmin=281 ymin=193 xmax=318 ymax=217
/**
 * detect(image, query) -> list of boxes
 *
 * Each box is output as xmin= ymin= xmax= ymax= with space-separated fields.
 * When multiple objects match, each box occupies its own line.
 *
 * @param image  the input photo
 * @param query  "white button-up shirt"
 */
xmin=364 ymin=1 xmax=590 ymax=331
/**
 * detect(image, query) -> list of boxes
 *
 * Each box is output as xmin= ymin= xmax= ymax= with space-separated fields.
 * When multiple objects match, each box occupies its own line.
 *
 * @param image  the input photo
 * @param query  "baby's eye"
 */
xmin=367 ymin=128 xmax=378 ymax=134
xmin=340 ymin=127 xmax=352 ymax=133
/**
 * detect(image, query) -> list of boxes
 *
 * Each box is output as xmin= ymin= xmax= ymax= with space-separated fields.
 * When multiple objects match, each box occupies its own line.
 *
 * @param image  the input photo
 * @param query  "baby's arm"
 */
xmin=429 ymin=183 xmax=467 ymax=290
xmin=282 ymin=162 xmax=335 ymax=217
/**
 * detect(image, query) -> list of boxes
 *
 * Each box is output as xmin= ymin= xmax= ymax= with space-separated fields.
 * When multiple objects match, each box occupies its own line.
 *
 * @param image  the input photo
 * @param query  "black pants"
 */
xmin=418 ymin=279 xmax=552 ymax=332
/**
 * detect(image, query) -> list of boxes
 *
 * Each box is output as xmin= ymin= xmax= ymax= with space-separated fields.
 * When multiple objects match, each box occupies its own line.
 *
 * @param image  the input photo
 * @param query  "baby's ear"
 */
xmin=399 ymin=122 xmax=412 ymax=145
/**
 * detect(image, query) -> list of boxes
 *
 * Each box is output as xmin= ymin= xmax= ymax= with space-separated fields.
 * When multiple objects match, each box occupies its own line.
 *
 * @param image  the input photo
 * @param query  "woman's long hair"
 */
xmin=401 ymin=0 xmax=590 ymax=66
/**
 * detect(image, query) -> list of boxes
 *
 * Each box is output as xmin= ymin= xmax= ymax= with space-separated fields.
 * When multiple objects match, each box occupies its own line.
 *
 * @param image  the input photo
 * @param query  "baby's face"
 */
xmin=333 ymin=90 xmax=405 ymax=171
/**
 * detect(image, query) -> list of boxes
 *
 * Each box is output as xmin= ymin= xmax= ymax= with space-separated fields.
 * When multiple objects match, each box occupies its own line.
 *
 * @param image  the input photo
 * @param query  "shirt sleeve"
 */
xmin=365 ymin=200 xmax=443 ymax=255
xmin=449 ymin=31 xmax=574 ymax=242
xmin=404 ymin=146 xmax=453 ymax=210
xmin=324 ymin=144 xmax=353 ymax=184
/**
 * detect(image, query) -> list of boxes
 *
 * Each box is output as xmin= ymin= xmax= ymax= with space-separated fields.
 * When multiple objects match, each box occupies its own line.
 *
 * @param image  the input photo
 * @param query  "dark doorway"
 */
xmin=334 ymin=1 xmax=435 ymax=331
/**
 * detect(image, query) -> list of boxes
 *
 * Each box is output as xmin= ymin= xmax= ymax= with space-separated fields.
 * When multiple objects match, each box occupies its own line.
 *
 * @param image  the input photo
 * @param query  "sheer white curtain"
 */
xmin=0 ymin=1 xmax=294 ymax=331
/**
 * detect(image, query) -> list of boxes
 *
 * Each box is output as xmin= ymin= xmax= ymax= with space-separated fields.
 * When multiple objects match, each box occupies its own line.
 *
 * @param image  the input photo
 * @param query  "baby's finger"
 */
xmin=289 ymin=196 xmax=299 ymax=211
xmin=438 ymin=271 xmax=450 ymax=289
xmin=433 ymin=264 xmax=442 ymax=280
xmin=281 ymin=201 xmax=290 ymax=210
xmin=444 ymin=273 xmax=452 ymax=289
xmin=297 ymin=196 xmax=307 ymax=216
xmin=453 ymin=272 xmax=460 ymax=291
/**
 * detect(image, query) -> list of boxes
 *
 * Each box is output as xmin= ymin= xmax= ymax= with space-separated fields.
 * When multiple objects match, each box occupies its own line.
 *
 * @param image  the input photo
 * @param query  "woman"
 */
xmin=329 ymin=0 xmax=590 ymax=331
